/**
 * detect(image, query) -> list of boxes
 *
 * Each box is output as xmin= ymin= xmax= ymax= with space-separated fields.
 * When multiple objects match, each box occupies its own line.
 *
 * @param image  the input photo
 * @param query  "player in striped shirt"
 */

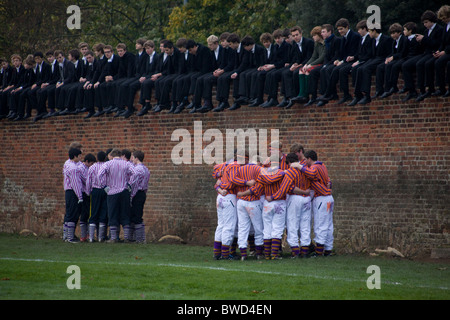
xmin=290 ymin=150 xmax=334 ymax=256
xmin=235 ymin=159 xmax=264 ymax=260
xmin=78 ymin=153 xmax=96 ymax=242
xmin=212 ymin=161 xmax=228 ymax=259
xmin=129 ymin=150 xmax=150 ymax=244
xmin=270 ymin=153 xmax=312 ymax=258
xmin=249 ymin=164 xmax=285 ymax=259
xmin=98 ymin=148 xmax=136 ymax=243
xmin=63 ymin=148 xmax=84 ymax=243
xmin=86 ymin=151 xmax=108 ymax=242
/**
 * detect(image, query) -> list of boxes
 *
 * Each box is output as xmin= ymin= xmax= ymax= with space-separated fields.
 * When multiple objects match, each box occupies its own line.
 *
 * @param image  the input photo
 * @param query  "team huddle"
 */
xmin=212 ymin=143 xmax=334 ymax=260
xmin=1 ymin=6 xmax=449 ymax=123
xmin=63 ymin=142 xmax=150 ymax=244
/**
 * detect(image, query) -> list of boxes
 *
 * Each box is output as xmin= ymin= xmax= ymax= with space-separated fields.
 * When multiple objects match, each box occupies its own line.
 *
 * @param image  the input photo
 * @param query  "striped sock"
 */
xmin=123 ymin=225 xmax=131 ymax=241
xmin=80 ymin=222 xmax=88 ymax=241
xmin=63 ymin=223 xmax=67 ymax=241
xmin=264 ymin=239 xmax=272 ymax=259
xmin=130 ymin=223 xmax=136 ymax=241
xmin=89 ymin=224 xmax=96 ymax=241
xmin=255 ymin=245 xmax=263 ymax=256
xmin=231 ymin=237 xmax=238 ymax=256
xmin=135 ymin=224 xmax=146 ymax=243
xmin=221 ymin=244 xmax=230 ymax=259
xmin=315 ymin=243 xmax=324 ymax=256
xmin=300 ymin=246 xmax=310 ymax=256
xmin=248 ymin=235 xmax=255 ymax=252
xmin=271 ymin=238 xmax=281 ymax=258
xmin=98 ymin=223 xmax=107 ymax=241
xmin=213 ymin=241 xmax=222 ymax=258
xmin=240 ymin=247 xmax=247 ymax=259
xmin=291 ymin=246 xmax=300 ymax=257
xmin=66 ymin=222 xmax=76 ymax=241
xmin=110 ymin=226 xmax=118 ymax=241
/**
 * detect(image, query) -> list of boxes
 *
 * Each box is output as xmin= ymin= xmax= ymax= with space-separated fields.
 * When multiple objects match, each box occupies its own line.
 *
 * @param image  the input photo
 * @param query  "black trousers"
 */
xmin=130 ymin=190 xmax=146 ymax=225
xmin=64 ymin=190 xmax=81 ymax=223
xmin=107 ymin=189 xmax=130 ymax=227
xmin=434 ymin=53 xmax=450 ymax=91
xmin=216 ymin=71 xmax=238 ymax=102
xmin=88 ymin=188 xmax=108 ymax=225
xmin=264 ymin=67 xmax=287 ymax=100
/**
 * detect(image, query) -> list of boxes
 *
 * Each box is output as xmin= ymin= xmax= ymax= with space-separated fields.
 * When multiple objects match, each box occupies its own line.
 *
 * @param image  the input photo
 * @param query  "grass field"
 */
xmin=0 ymin=233 xmax=449 ymax=302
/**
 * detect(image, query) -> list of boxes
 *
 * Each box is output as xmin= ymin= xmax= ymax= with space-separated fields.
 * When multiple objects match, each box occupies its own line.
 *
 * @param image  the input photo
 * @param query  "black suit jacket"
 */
xmin=73 ymin=60 xmax=84 ymax=81
xmin=18 ymin=67 xmax=36 ymax=89
xmin=144 ymin=52 xmax=160 ymax=77
xmin=193 ymin=44 xmax=214 ymax=74
xmin=439 ymin=26 xmax=450 ymax=54
xmin=57 ymin=59 xmax=75 ymax=84
xmin=422 ymin=23 xmax=444 ymax=54
xmin=339 ymin=30 xmax=361 ymax=61
xmin=273 ymin=40 xmax=291 ymax=69
xmin=356 ymin=35 xmax=374 ymax=63
xmin=134 ymin=51 xmax=148 ymax=77
xmin=324 ymin=34 xmax=342 ymax=65
xmin=390 ymin=34 xmax=409 ymax=60
xmin=92 ymin=56 xmax=107 ymax=84
xmin=264 ymin=44 xmax=278 ymax=65
xmin=35 ymin=61 xmax=51 ymax=86
xmin=155 ymin=51 xmax=171 ymax=76
xmin=290 ymin=37 xmax=314 ymax=66
xmin=1 ymin=65 xmax=13 ymax=89
xmin=372 ymin=34 xmax=394 ymax=59
xmin=85 ymin=59 xmax=98 ymax=82
xmin=212 ymin=45 xmax=229 ymax=70
xmin=117 ymin=51 xmax=136 ymax=79
xmin=10 ymin=65 xmax=25 ymax=87
xmin=99 ymin=54 xmax=120 ymax=83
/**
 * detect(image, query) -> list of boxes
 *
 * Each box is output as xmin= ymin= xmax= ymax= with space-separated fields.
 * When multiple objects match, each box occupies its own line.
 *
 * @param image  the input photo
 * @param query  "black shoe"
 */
xmin=431 ymin=90 xmax=443 ymax=97
xmin=402 ymin=92 xmax=418 ymax=102
xmin=235 ymin=96 xmax=249 ymax=104
xmin=291 ymin=96 xmax=308 ymax=103
xmin=13 ymin=115 xmax=24 ymax=121
xmin=173 ymin=106 xmax=185 ymax=114
xmin=347 ymin=97 xmax=359 ymax=106
xmin=285 ymin=99 xmax=295 ymax=109
xmin=106 ymin=107 xmax=119 ymax=114
xmin=42 ymin=111 xmax=55 ymax=119
xmin=23 ymin=113 xmax=31 ymax=120
xmin=186 ymin=102 xmax=195 ymax=109
xmin=84 ymin=112 xmax=95 ymax=119
xmin=443 ymin=90 xmax=450 ymax=98
xmin=416 ymin=91 xmax=431 ymax=102
xmin=153 ymin=105 xmax=164 ymax=113
xmin=336 ymin=95 xmax=351 ymax=104
xmin=189 ymin=106 xmax=200 ymax=113
xmin=198 ymin=105 xmax=213 ymax=113
xmin=379 ymin=91 xmax=392 ymax=99
xmin=249 ymin=99 xmax=263 ymax=107
xmin=398 ymin=88 xmax=407 ymax=94
xmin=168 ymin=105 xmax=177 ymax=113
xmin=33 ymin=112 xmax=46 ymax=122
xmin=304 ymin=99 xmax=316 ymax=107
xmin=370 ymin=91 xmax=383 ymax=99
xmin=261 ymin=98 xmax=278 ymax=108
xmin=316 ymin=100 xmax=328 ymax=107
xmin=58 ymin=108 xmax=70 ymax=116
xmin=276 ymin=98 xmax=288 ymax=108
xmin=212 ymin=102 xmax=228 ymax=112
xmin=93 ymin=110 xmax=105 ymax=117
xmin=358 ymin=96 xmax=371 ymax=105
xmin=122 ymin=110 xmax=134 ymax=118
xmin=228 ymin=103 xmax=241 ymax=111
xmin=6 ymin=111 xmax=14 ymax=119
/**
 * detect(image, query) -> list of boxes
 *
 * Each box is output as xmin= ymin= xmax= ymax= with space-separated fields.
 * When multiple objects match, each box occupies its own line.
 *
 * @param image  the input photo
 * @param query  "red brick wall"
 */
xmin=0 ymin=94 xmax=449 ymax=257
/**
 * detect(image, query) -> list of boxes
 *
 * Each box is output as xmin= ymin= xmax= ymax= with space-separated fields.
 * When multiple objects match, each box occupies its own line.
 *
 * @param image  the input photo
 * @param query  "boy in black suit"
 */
xmin=260 ymin=29 xmax=292 ymax=108
xmin=34 ymin=51 xmax=59 ymax=120
xmin=0 ymin=58 xmax=13 ymax=119
xmin=59 ymin=49 xmax=84 ymax=115
xmin=309 ymin=23 xmax=342 ymax=107
xmin=413 ymin=10 xmax=444 ymax=101
xmin=432 ymin=5 xmax=450 ymax=97
xmin=4 ymin=54 xmax=25 ymax=119
xmin=378 ymin=23 xmax=409 ymax=99
xmin=11 ymin=56 xmax=36 ymax=121
xmin=277 ymin=26 xmax=314 ymax=108
xmin=115 ymin=38 xmax=148 ymax=116
xmin=27 ymin=52 xmax=51 ymax=121
xmin=214 ymin=33 xmax=241 ymax=112
xmin=349 ymin=24 xmax=393 ymax=105
xmin=317 ymin=18 xmax=361 ymax=106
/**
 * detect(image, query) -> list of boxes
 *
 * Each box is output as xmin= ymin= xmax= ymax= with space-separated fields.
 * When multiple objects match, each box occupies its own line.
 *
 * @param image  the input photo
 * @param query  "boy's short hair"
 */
xmin=24 ymin=57 xmax=35 ymax=66
xmin=335 ymin=18 xmax=350 ymax=29
xmin=438 ymin=5 xmax=450 ymax=20
xmin=207 ymin=35 xmax=219 ymax=44
xmin=84 ymin=153 xmax=96 ymax=163
xmin=272 ymin=29 xmax=284 ymax=39
xmin=121 ymin=149 xmax=131 ymax=161
xmin=93 ymin=43 xmax=105 ymax=53
xmin=421 ymin=10 xmax=438 ymax=23
xmin=304 ymin=150 xmax=318 ymax=162
xmin=78 ymin=42 xmax=89 ymax=49
xmin=11 ymin=54 xmax=22 ymax=62
xmin=227 ymin=33 xmax=241 ymax=44
xmin=290 ymin=26 xmax=303 ymax=34
xmin=290 ymin=143 xmax=305 ymax=154
xmin=109 ymin=148 xmax=122 ymax=157
xmin=116 ymin=43 xmax=127 ymax=51
xmin=45 ymin=51 xmax=54 ymax=57
xmin=144 ymin=40 xmax=155 ymax=48
xmin=356 ymin=20 xmax=368 ymax=31
xmin=389 ymin=23 xmax=403 ymax=34
xmin=69 ymin=49 xmax=80 ymax=60
xmin=241 ymin=35 xmax=255 ymax=47
xmin=97 ymin=151 xmax=107 ymax=162
xmin=164 ymin=40 xmax=174 ymax=49
xmin=136 ymin=38 xmax=147 ymax=46
xmin=286 ymin=152 xmax=299 ymax=165
xmin=321 ymin=24 xmax=334 ymax=33
xmin=69 ymin=141 xmax=82 ymax=150
xmin=186 ymin=40 xmax=197 ymax=50
xmin=54 ymin=50 xmax=64 ymax=57
xmin=219 ymin=32 xmax=231 ymax=41
xmin=310 ymin=26 xmax=323 ymax=38
xmin=33 ymin=52 xmax=44 ymax=58
xmin=133 ymin=150 xmax=145 ymax=162
xmin=103 ymin=45 xmax=113 ymax=52
xmin=260 ymin=32 xmax=273 ymax=43
xmin=176 ymin=38 xmax=188 ymax=48
xmin=69 ymin=148 xmax=82 ymax=159
xmin=85 ymin=50 xmax=94 ymax=57
xmin=403 ymin=22 xmax=417 ymax=34
xmin=282 ymin=28 xmax=292 ymax=38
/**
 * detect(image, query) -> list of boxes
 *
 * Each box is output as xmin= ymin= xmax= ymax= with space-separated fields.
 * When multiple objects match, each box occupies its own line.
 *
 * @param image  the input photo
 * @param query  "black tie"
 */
xmin=59 ymin=66 xmax=64 ymax=81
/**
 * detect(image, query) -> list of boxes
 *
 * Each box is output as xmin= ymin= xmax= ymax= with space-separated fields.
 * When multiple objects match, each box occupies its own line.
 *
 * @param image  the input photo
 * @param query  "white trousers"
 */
xmin=237 ymin=199 xmax=263 ymax=249
xmin=214 ymin=194 xmax=237 ymax=246
xmin=312 ymin=195 xmax=334 ymax=250
xmin=286 ymin=195 xmax=312 ymax=247
xmin=262 ymin=199 xmax=286 ymax=240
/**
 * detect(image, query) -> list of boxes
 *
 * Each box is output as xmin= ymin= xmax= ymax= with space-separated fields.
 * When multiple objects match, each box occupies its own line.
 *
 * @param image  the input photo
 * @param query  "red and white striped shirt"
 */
xmin=86 ymin=162 xmax=105 ymax=195
xmin=63 ymin=160 xmax=84 ymax=201
xmin=129 ymin=163 xmax=150 ymax=198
